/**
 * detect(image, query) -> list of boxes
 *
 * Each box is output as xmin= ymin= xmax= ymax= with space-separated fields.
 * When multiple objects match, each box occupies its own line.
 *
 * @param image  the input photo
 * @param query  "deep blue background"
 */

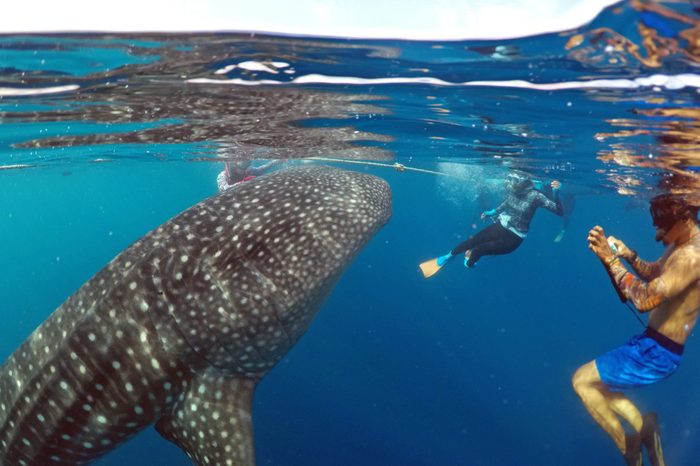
xmin=2 ymin=161 xmax=699 ymax=465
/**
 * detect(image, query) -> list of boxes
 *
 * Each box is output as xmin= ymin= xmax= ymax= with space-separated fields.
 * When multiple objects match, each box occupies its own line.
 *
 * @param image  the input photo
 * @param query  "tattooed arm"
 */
xmin=607 ymin=236 xmax=661 ymax=281
xmin=608 ymin=245 xmax=700 ymax=312
xmin=625 ymin=253 xmax=661 ymax=282
xmin=589 ymin=225 xmax=665 ymax=311
xmin=608 ymin=260 xmax=665 ymax=311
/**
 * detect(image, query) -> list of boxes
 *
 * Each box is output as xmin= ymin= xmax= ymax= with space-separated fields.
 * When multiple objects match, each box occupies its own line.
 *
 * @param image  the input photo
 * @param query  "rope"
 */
xmin=306 ymin=157 xmax=463 ymax=178
xmin=625 ymin=302 xmax=647 ymax=328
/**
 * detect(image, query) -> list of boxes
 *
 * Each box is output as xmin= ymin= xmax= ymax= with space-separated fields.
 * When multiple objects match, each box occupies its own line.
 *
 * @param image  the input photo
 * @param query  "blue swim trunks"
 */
xmin=596 ymin=328 xmax=683 ymax=391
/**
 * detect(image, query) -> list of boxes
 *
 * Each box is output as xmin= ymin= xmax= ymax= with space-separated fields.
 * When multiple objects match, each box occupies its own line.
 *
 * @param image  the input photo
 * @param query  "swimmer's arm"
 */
xmin=608 ymin=260 xmax=664 ymax=311
xmin=492 ymin=199 xmax=507 ymax=215
xmin=608 ymin=237 xmax=661 ymax=280
xmin=609 ymin=252 xmax=699 ymax=311
xmin=625 ymin=252 xmax=661 ymax=281
xmin=536 ymin=191 xmax=564 ymax=216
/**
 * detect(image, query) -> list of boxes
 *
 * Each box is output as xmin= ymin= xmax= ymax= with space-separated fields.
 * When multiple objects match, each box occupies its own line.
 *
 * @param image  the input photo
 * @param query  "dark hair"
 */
xmin=649 ymin=193 xmax=699 ymax=229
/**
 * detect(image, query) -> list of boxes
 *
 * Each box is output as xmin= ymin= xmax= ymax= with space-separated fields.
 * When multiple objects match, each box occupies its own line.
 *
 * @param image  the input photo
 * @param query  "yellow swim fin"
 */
xmin=419 ymin=258 xmax=442 ymax=278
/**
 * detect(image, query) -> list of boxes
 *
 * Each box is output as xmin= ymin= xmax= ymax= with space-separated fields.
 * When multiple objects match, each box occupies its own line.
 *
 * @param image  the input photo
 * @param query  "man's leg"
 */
xmin=571 ymin=361 xmax=642 ymax=455
xmin=609 ymin=394 xmax=643 ymax=433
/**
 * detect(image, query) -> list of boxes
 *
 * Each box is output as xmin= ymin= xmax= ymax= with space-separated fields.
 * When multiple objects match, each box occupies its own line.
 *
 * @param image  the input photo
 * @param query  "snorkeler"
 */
xmin=217 ymin=159 xmax=286 ymax=192
xmin=572 ymin=194 xmax=700 ymax=466
xmin=419 ymin=171 xmax=563 ymax=278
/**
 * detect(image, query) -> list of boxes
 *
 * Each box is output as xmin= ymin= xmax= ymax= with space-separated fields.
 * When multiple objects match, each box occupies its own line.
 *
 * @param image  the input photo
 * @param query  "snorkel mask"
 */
xmin=506 ymin=172 xmax=532 ymax=192
xmin=650 ymin=194 xmax=698 ymax=241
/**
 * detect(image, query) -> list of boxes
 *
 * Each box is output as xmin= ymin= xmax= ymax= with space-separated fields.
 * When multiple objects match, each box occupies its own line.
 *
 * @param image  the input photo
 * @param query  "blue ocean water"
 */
xmin=2 ymin=1 xmax=700 ymax=465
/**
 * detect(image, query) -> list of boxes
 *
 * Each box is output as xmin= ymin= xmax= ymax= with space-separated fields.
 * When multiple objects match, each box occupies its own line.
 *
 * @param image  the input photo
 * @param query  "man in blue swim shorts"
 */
xmin=572 ymin=193 xmax=700 ymax=466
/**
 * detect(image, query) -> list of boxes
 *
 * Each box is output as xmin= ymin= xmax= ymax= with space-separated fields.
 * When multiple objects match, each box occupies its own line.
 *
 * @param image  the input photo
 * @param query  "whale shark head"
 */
xmin=0 ymin=164 xmax=391 ymax=466
xmin=148 ymin=164 xmax=392 ymax=375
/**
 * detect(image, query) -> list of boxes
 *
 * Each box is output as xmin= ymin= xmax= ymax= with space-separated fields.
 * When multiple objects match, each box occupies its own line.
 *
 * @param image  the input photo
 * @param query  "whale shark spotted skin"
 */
xmin=0 ymin=165 xmax=392 ymax=466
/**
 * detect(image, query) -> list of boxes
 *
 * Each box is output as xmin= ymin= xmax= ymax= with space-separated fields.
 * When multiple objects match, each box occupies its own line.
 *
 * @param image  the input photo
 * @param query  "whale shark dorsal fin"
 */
xmin=156 ymin=371 xmax=258 ymax=466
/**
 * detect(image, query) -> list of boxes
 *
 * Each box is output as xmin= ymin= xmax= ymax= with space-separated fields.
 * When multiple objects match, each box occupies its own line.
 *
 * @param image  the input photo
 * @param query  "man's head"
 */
xmin=650 ymin=194 xmax=699 ymax=244
xmin=505 ymin=171 xmax=532 ymax=193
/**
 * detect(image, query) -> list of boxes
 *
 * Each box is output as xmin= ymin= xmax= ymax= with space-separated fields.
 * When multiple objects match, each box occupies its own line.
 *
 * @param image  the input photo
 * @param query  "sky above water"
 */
xmin=5 ymin=0 xmax=621 ymax=39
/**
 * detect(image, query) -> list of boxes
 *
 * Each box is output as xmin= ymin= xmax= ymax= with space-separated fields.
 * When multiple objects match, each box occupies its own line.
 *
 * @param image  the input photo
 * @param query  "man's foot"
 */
xmin=641 ymin=412 xmax=666 ymax=466
xmin=624 ymin=433 xmax=643 ymax=466
xmin=436 ymin=252 xmax=453 ymax=267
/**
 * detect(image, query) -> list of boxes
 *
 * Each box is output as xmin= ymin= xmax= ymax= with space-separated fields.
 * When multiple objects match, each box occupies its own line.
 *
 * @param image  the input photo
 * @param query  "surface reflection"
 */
xmin=0 ymin=34 xmax=398 ymax=162
xmin=563 ymin=1 xmax=700 ymax=197
xmin=566 ymin=0 xmax=700 ymax=68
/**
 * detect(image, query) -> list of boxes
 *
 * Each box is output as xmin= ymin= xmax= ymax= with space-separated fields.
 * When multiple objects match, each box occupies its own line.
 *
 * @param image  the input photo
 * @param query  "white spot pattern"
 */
xmin=0 ymin=166 xmax=391 ymax=465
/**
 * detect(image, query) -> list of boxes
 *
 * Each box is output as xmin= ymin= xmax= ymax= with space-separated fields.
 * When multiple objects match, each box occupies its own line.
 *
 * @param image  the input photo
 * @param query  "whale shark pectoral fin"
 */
xmin=155 ymin=371 xmax=258 ymax=466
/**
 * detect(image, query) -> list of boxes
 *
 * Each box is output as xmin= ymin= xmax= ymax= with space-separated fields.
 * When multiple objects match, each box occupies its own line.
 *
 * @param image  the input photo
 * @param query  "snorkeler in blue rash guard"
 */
xmin=419 ymin=172 xmax=563 ymax=278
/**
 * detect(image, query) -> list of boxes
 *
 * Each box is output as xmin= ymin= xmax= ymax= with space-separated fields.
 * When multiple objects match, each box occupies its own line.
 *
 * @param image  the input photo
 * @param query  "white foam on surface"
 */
xmin=0 ymin=85 xmax=80 ymax=97
xmin=188 ymin=73 xmax=700 ymax=91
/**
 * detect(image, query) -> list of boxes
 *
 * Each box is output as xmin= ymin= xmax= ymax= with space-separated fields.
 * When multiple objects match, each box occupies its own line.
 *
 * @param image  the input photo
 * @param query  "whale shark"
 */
xmin=0 ymin=165 xmax=392 ymax=465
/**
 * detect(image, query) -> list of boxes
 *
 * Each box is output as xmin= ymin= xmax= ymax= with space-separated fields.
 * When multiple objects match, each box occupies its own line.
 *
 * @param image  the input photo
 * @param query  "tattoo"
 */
xmin=628 ymin=254 xmax=660 ymax=281
xmin=609 ymin=261 xmax=665 ymax=311
xmin=609 ymin=260 xmax=628 ymax=284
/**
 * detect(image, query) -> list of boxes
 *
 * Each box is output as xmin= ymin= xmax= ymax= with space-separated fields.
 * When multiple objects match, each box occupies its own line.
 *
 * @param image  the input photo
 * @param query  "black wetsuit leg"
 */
xmin=450 ymin=222 xmax=523 ymax=266
xmin=451 ymin=223 xmax=500 ymax=255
